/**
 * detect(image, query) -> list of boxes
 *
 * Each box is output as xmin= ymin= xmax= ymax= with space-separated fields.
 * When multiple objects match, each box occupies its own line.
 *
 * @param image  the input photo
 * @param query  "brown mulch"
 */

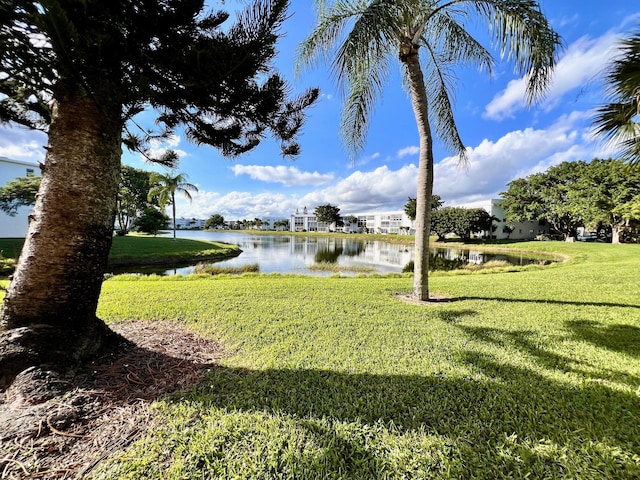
xmin=0 ymin=320 xmax=227 ymax=479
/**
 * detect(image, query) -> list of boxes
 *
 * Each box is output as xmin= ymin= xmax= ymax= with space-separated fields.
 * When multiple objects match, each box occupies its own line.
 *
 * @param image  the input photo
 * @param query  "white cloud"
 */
xmin=176 ymin=111 xmax=604 ymax=219
xmin=176 ymin=164 xmax=420 ymax=218
xmin=299 ymin=164 xmax=418 ymax=212
xmin=484 ymin=30 xmax=621 ymax=120
xmin=175 ymin=190 xmax=300 ymax=219
xmin=0 ymin=125 xmax=47 ymax=161
xmin=434 ymin=111 xmax=595 ymax=205
xmin=146 ymin=135 xmax=187 ymax=161
xmin=397 ymin=145 xmax=419 ymax=158
xmin=232 ymin=164 xmax=334 ymax=186
xmin=350 ymin=151 xmax=381 ymax=169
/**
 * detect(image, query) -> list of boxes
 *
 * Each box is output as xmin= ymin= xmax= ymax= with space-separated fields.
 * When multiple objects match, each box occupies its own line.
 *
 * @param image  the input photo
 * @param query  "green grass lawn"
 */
xmin=84 ymin=241 xmax=640 ymax=479
xmin=0 ymin=235 xmax=240 ymax=270
xmin=2 ymin=241 xmax=639 ymax=478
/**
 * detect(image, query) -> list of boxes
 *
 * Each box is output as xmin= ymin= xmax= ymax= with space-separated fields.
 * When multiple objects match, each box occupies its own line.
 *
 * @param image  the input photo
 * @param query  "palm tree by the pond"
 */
xmin=148 ymin=170 xmax=198 ymax=240
xmin=593 ymin=26 xmax=640 ymax=165
xmin=298 ymin=0 xmax=560 ymax=301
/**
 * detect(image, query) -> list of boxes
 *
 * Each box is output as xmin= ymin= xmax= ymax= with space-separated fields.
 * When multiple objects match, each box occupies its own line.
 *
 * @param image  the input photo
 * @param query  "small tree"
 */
xmin=314 ymin=204 xmax=341 ymax=231
xmin=148 ymin=171 xmax=198 ymax=240
xmin=405 ymin=195 xmax=444 ymax=222
xmin=134 ymin=208 xmax=169 ymax=236
xmin=116 ymin=166 xmax=154 ymax=235
xmin=204 ymin=214 xmax=225 ymax=230
xmin=0 ymin=175 xmax=41 ymax=216
xmin=273 ymin=219 xmax=290 ymax=231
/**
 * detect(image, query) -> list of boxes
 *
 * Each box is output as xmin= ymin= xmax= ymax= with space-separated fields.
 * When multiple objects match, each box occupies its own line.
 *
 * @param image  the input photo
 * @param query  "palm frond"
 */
xmin=592 ymin=27 xmax=640 ymax=165
xmin=461 ymin=0 xmax=561 ymax=103
xmin=419 ymin=40 xmax=467 ymax=163
xmin=297 ymin=0 xmax=399 ymax=158
xmin=422 ymin=10 xmax=494 ymax=76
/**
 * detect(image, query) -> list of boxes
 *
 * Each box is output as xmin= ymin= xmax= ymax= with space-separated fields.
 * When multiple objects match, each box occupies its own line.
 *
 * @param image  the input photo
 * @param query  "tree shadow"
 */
xmin=158 ymin=359 xmax=639 ymax=478
xmin=565 ymin=319 xmax=640 ymax=358
xmin=456 ymin=324 xmax=640 ymax=388
xmin=452 ymin=295 xmax=640 ymax=309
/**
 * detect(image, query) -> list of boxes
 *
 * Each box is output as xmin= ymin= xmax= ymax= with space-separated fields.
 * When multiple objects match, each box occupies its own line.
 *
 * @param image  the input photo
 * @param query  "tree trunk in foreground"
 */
xmin=0 ymin=84 xmax=122 ymax=388
xmin=405 ymin=51 xmax=435 ymax=301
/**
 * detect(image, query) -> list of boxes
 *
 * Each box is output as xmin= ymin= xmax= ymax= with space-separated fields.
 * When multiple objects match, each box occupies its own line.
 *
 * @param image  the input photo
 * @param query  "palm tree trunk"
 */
xmin=172 ymin=192 xmax=177 ymax=240
xmin=0 ymin=81 xmax=122 ymax=386
xmin=405 ymin=52 xmax=435 ymax=301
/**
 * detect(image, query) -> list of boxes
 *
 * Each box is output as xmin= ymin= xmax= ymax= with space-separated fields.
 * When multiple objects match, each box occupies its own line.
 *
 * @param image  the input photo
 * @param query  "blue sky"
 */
xmin=1 ymin=1 xmax=639 ymax=220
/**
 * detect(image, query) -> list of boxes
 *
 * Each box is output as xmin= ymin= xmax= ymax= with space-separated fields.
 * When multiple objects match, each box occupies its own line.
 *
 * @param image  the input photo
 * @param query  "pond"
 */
xmin=109 ymin=231 xmax=555 ymax=276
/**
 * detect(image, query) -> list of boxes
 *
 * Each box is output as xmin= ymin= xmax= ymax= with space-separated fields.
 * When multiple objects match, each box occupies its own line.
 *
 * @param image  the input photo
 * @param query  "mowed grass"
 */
xmin=2 ymin=241 xmax=639 ymax=478
xmin=0 ymin=235 xmax=240 ymax=269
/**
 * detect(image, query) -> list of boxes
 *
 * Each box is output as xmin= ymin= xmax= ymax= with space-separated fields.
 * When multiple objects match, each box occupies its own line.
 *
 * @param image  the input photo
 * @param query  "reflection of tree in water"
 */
xmin=341 ymin=240 xmax=365 ymax=257
xmin=315 ymin=246 xmax=343 ymax=263
xmin=403 ymin=253 xmax=466 ymax=273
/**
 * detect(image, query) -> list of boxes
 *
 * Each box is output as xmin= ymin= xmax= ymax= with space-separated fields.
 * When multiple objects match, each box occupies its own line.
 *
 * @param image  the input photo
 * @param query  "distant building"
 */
xmin=0 ymin=157 xmax=42 ymax=238
xmin=468 ymin=199 xmax=551 ymax=240
xmin=174 ymin=217 xmax=205 ymax=229
xmin=290 ymin=207 xmax=413 ymax=234
xmin=290 ymin=199 xmax=550 ymax=240
xmin=489 ymin=199 xmax=550 ymax=240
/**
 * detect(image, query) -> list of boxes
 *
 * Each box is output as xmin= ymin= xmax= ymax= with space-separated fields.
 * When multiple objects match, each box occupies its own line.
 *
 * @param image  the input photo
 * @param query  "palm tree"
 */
xmin=298 ymin=0 xmax=560 ymax=300
xmin=148 ymin=170 xmax=199 ymax=240
xmin=593 ymin=27 xmax=640 ymax=165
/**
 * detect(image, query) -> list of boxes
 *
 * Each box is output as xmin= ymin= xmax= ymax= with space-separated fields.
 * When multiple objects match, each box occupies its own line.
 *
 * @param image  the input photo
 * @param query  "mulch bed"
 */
xmin=0 ymin=320 xmax=227 ymax=479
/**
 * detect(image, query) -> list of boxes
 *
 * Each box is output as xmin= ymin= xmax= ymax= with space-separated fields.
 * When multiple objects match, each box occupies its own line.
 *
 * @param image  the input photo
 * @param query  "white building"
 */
xmin=471 ymin=199 xmax=551 ymax=240
xmin=290 ymin=199 xmax=550 ymax=240
xmin=290 ymin=207 xmax=413 ymax=234
xmin=174 ymin=217 xmax=205 ymax=229
xmin=0 ymin=157 xmax=42 ymax=238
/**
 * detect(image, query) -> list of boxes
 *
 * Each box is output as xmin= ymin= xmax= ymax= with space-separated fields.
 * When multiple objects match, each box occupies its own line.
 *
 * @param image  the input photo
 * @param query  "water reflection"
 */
xmin=109 ymin=231 xmax=553 ymax=276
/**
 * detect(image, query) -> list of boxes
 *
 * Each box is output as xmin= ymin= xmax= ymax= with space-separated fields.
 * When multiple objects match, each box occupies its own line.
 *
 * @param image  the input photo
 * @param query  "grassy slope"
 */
xmin=0 ymin=235 xmax=240 ymax=268
xmin=86 ymin=241 xmax=640 ymax=479
xmin=2 ymin=241 xmax=639 ymax=478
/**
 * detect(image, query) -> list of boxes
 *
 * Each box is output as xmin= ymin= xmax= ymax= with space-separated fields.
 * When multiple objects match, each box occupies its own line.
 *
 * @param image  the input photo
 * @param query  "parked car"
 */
xmin=577 ymin=231 xmax=598 ymax=241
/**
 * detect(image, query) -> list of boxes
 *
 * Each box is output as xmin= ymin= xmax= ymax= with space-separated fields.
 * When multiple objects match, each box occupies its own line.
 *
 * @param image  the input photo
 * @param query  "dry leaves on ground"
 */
xmin=0 ymin=320 xmax=226 ymax=479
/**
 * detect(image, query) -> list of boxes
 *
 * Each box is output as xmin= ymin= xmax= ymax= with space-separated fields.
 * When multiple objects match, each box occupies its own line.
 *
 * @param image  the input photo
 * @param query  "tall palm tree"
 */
xmin=593 ymin=27 xmax=640 ymax=165
xmin=298 ymin=0 xmax=560 ymax=300
xmin=148 ymin=171 xmax=199 ymax=240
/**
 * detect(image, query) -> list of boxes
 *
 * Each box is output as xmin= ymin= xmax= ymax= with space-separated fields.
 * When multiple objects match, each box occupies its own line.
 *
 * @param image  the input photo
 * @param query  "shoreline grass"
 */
xmin=193 ymin=262 xmax=260 ymax=275
xmin=307 ymin=262 xmax=377 ymax=274
xmin=73 ymin=241 xmax=640 ymax=479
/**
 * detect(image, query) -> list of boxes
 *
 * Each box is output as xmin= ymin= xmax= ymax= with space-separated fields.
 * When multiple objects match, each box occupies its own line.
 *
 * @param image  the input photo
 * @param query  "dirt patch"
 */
xmin=0 ymin=320 xmax=227 ymax=479
xmin=394 ymin=293 xmax=453 ymax=306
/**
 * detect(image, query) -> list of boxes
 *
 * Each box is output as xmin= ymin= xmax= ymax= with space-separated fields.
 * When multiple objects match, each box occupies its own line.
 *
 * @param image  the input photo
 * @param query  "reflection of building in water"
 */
xmin=289 ymin=236 xmax=413 ymax=271
xmin=290 ymin=207 xmax=413 ymax=234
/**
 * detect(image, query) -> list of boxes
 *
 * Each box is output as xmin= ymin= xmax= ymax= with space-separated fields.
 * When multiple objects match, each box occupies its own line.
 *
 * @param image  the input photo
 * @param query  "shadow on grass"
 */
xmin=452 ymin=295 xmax=640 ymax=309
xmin=458 ymin=323 xmax=640 ymax=389
xmin=566 ymin=319 xmax=640 ymax=358
xmin=160 ymin=356 xmax=639 ymax=478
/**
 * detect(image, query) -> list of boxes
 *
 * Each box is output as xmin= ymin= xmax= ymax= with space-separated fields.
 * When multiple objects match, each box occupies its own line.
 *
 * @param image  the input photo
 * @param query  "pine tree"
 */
xmin=0 ymin=0 xmax=317 ymax=390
